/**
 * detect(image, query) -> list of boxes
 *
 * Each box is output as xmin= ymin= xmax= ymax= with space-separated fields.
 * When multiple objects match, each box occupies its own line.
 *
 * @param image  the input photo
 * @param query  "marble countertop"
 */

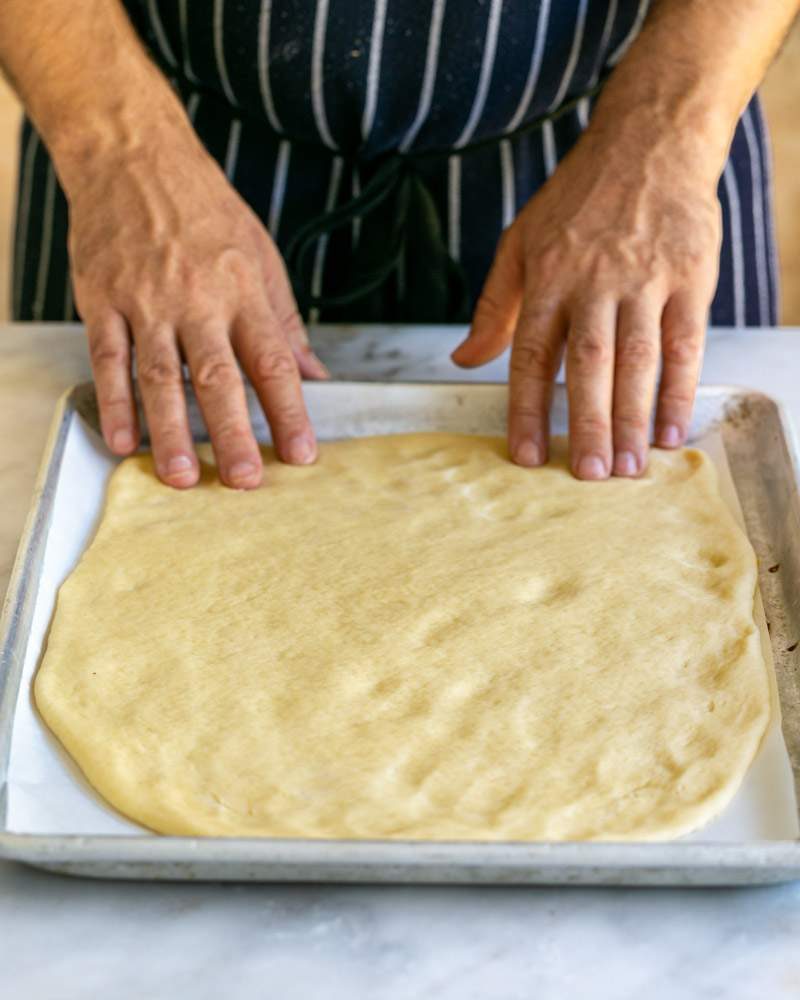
xmin=2 ymin=323 xmax=800 ymax=1000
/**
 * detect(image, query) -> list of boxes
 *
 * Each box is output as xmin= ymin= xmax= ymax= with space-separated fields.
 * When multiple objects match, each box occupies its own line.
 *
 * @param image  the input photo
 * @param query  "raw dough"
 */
xmin=34 ymin=434 xmax=771 ymax=840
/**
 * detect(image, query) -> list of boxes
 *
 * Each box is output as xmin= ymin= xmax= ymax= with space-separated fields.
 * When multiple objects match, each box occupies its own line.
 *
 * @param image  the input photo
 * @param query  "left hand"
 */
xmin=451 ymin=124 xmax=722 ymax=479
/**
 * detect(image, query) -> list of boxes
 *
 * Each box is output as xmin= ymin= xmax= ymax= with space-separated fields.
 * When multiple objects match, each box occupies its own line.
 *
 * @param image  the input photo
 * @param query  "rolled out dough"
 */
xmin=34 ymin=434 xmax=771 ymax=840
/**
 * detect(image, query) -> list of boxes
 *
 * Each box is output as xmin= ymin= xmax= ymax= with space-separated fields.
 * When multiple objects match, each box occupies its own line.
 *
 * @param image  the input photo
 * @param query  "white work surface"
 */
xmin=2 ymin=323 xmax=800 ymax=1000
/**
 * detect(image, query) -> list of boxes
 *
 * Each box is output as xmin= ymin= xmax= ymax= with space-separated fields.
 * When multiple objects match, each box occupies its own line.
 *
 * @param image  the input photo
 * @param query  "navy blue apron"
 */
xmin=12 ymin=1 xmax=779 ymax=326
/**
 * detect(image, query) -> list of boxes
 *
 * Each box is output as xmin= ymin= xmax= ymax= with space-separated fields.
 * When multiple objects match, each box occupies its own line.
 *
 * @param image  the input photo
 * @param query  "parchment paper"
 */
xmin=5 ymin=414 xmax=798 ymax=840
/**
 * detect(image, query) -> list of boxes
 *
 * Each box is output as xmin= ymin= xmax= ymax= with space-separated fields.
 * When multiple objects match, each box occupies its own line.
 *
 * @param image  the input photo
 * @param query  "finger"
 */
xmin=507 ymin=297 xmax=566 ymax=467
xmin=135 ymin=326 xmax=199 ymax=488
xmin=611 ymin=295 xmax=662 ymax=477
xmin=86 ymin=309 xmax=139 ymax=455
xmin=452 ymin=225 xmax=524 ymax=367
xmin=182 ymin=328 xmax=263 ymax=490
xmin=232 ymin=300 xmax=317 ymax=466
xmin=566 ymin=297 xmax=616 ymax=480
xmin=655 ymin=291 xmax=707 ymax=448
xmin=260 ymin=235 xmax=329 ymax=379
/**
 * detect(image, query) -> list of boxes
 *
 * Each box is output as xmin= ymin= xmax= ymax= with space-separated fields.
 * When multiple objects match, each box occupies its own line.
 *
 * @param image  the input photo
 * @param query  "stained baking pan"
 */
xmin=1 ymin=380 xmax=800 ymax=885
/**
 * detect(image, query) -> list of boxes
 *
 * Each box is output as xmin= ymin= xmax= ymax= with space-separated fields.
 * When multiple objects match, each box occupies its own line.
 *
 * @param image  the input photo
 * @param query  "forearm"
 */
xmin=0 ymin=0 xmax=195 ymax=193
xmin=588 ymin=0 xmax=799 ymax=184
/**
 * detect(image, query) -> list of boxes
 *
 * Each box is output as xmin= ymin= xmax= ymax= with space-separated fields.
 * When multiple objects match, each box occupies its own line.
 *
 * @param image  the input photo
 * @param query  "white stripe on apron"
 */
xmin=351 ymin=165 xmax=362 ymax=249
xmin=608 ymin=0 xmax=649 ymax=67
xmin=448 ymin=155 xmax=461 ymax=261
xmin=548 ymin=0 xmax=589 ymax=112
xmin=186 ymin=91 xmax=201 ymax=123
xmin=214 ymin=0 xmax=239 ymax=105
xmin=542 ymin=120 xmax=557 ymax=177
xmin=754 ymin=102 xmax=781 ymax=314
xmin=505 ymin=0 xmax=551 ymax=133
xmin=722 ymin=160 xmax=746 ymax=327
xmin=399 ymin=0 xmax=447 ymax=153
xmin=224 ymin=119 xmax=242 ymax=181
xmin=267 ymin=140 xmax=291 ymax=239
xmin=591 ymin=0 xmax=619 ymax=83
xmin=499 ymin=139 xmax=515 ymax=228
xmin=32 ymin=162 xmax=57 ymax=322
xmin=13 ymin=128 xmax=40 ymax=319
xmin=258 ymin=0 xmax=284 ymax=132
xmin=178 ymin=0 xmax=200 ymax=83
xmin=454 ymin=0 xmax=504 ymax=148
xmin=148 ymin=0 xmax=178 ymax=68
xmin=311 ymin=0 xmax=337 ymax=149
xmin=741 ymin=106 xmax=771 ymax=326
xmin=361 ymin=0 xmax=389 ymax=141
xmin=309 ymin=155 xmax=344 ymax=322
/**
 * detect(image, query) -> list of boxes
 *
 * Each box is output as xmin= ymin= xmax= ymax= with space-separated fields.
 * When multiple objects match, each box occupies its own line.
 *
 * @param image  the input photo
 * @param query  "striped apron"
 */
xmin=12 ymin=0 xmax=779 ymax=326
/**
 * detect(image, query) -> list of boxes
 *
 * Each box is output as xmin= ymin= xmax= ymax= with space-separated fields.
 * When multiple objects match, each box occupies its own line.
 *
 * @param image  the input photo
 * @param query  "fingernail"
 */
xmin=166 ymin=455 xmax=193 ymax=476
xmin=659 ymin=424 xmax=682 ymax=447
xmin=111 ymin=429 xmax=134 ymax=453
xmin=228 ymin=461 xmax=259 ymax=483
xmin=287 ymin=435 xmax=316 ymax=465
xmin=514 ymin=440 xmax=541 ymax=467
xmin=577 ymin=455 xmax=607 ymax=480
xmin=613 ymin=451 xmax=639 ymax=477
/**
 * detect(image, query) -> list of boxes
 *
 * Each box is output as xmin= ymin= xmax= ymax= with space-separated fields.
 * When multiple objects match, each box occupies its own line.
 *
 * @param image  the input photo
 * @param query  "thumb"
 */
xmin=283 ymin=312 xmax=331 ymax=381
xmin=451 ymin=225 xmax=524 ymax=367
xmin=261 ymin=233 xmax=330 ymax=380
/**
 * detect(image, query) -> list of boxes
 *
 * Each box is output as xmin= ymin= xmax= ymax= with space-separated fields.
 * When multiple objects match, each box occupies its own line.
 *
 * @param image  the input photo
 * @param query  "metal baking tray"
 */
xmin=2 ymin=381 xmax=800 ymax=885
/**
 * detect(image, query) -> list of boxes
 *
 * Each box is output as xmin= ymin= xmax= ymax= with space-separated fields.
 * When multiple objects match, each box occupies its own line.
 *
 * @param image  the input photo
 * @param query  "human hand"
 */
xmin=451 ymin=124 xmax=721 ymax=479
xmin=66 ymin=122 xmax=327 ymax=490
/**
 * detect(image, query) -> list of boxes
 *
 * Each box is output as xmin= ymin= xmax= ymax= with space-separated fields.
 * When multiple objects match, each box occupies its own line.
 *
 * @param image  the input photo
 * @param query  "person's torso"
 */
xmin=126 ymin=1 xmax=652 ymax=155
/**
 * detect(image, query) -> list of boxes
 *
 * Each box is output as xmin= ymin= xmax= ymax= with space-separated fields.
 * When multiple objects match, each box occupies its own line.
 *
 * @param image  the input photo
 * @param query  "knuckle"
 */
xmin=569 ymin=330 xmax=612 ymax=368
xmin=659 ymin=386 xmax=695 ymax=409
xmin=138 ymin=355 xmax=183 ymax=387
xmin=89 ymin=338 xmax=128 ymax=371
xmin=510 ymin=400 xmax=545 ymax=421
xmin=271 ymin=403 xmax=306 ymax=430
xmin=211 ymin=417 xmax=253 ymax=447
xmin=272 ymin=407 xmax=306 ymax=436
xmin=533 ymin=245 xmax=562 ymax=281
xmin=153 ymin=419 xmax=189 ymax=443
xmin=510 ymin=337 xmax=557 ymax=376
xmin=180 ymin=306 xmax=221 ymax=331
xmin=662 ymin=328 xmax=703 ymax=367
xmin=613 ymin=409 xmax=648 ymax=434
xmin=193 ymin=353 xmax=240 ymax=391
xmin=571 ymin=413 xmax=610 ymax=439
xmin=98 ymin=390 xmax=131 ymax=410
xmin=517 ymin=297 xmax=558 ymax=328
xmin=220 ymin=246 xmax=259 ymax=282
xmin=252 ymin=347 xmax=297 ymax=382
xmin=616 ymin=333 xmax=659 ymax=372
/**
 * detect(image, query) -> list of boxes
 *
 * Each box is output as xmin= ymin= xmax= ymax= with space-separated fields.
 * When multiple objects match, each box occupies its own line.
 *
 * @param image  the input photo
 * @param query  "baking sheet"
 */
xmin=3 ymin=402 xmax=798 ymax=842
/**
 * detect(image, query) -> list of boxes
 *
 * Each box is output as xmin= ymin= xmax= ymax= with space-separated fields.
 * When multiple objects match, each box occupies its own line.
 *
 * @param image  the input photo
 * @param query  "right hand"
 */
xmin=66 ymin=122 xmax=328 ymax=490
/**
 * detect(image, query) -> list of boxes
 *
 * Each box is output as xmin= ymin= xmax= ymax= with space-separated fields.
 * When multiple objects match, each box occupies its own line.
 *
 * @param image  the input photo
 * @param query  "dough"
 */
xmin=34 ymin=434 xmax=771 ymax=840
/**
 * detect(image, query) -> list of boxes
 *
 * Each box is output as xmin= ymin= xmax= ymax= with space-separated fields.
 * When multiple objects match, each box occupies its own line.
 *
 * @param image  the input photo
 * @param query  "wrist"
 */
xmin=43 ymin=59 xmax=195 ymax=198
xmin=586 ymin=79 xmax=734 ymax=199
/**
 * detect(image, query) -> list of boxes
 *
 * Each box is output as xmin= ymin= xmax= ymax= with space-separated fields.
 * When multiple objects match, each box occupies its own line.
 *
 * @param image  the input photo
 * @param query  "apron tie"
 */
xmin=285 ymin=74 xmax=610 ymax=323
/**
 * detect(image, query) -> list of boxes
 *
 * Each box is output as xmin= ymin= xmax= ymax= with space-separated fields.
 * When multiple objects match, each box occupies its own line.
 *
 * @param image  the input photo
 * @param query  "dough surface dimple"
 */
xmin=34 ymin=434 xmax=770 ymax=840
